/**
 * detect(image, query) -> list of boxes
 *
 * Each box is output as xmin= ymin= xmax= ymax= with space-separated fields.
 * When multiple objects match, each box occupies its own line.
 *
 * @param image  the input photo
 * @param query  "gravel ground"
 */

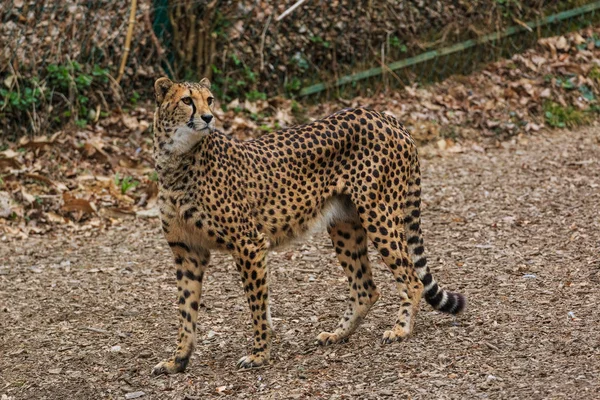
xmin=1 ymin=127 xmax=599 ymax=400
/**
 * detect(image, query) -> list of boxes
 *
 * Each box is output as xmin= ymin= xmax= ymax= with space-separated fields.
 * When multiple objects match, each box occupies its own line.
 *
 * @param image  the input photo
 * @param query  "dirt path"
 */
xmin=1 ymin=127 xmax=599 ymax=400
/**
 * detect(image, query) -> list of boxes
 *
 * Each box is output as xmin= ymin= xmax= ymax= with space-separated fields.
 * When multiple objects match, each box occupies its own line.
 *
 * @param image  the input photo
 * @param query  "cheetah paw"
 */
xmin=316 ymin=331 xmax=348 ymax=346
xmin=381 ymin=328 xmax=409 ymax=344
xmin=151 ymin=357 xmax=188 ymax=375
xmin=237 ymin=354 xmax=267 ymax=369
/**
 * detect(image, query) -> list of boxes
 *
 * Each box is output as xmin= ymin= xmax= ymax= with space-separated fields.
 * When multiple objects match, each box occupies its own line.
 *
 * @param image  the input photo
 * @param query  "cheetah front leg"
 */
xmin=152 ymin=244 xmax=209 ymax=375
xmin=234 ymin=238 xmax=273 ymax=369
xmin=317 ymin=221 xmax=380 ymax=345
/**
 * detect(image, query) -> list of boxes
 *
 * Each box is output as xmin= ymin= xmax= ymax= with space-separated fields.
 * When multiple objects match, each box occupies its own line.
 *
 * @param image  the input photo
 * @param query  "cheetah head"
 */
xmin=153 ymin=77 xmax=215 ymax=156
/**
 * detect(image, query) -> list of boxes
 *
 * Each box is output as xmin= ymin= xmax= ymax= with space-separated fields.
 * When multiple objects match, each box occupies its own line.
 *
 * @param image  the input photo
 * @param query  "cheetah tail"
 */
xmin=403 ymin=151 xmax=466 ymax=314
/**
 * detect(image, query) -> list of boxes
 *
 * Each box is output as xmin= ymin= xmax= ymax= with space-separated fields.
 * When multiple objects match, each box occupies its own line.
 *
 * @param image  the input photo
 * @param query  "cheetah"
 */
xmin=151 ymin=77 xmax=466 ymax=375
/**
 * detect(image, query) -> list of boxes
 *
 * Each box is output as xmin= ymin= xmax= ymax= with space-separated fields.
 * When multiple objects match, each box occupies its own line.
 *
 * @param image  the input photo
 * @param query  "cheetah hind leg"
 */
xmin=354 ymin=200 xmax=424 ymax=344
xmin=317 ymin=220 xmax=380 ymax=346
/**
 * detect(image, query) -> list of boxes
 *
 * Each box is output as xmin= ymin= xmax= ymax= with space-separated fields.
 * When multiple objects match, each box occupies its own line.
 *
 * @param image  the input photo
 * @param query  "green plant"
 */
xmin=291 ymin=53 xmax=309 ymax=70
xmin=310 ymin=35 xmax=330 ymax=48
xmin=129 ymin=91 xmax=141 ymax=105
xmin=543 ymin=101 xmax=587 ymax=128
xmin=1 ymin=61 xmax=113 ymax=135
xmin=495 ymin=0 xmax=523 ymax=19
xmin=246 ymin=90 xmax=267 ymax=102
xmin=555 ymin=76 xmax=576 ymax=90
xmin=578 ymin=85 xmax=595 ymax=101
xmin=148 ymin=171 xmax=159 ymax=182
xmin=209 ymin=54 xmax=261 ymax=102
xmin=249 ymin=112 xmax=265 ymax=121
xmin=0 ymin=85 xmax=43 ymax=112
xmin=389 ymin=36 xmax=408 ymax=53
xmin=92 ymin=64 xmax=110 ymax=83
xmin=285 ymin=77 xmax=302 ymax=94
xmin=290 ymin=100 xmax=301 ymax=113
xmin=114 ymin=172 xmax=140 ymax=194
xmin=589 ymin=66 xmax=600 ymax=80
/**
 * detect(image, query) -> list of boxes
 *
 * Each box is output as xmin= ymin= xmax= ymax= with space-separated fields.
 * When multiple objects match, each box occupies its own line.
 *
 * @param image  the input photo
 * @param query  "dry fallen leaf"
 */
xmin=61 ymin=193 xmax=96 ymax=214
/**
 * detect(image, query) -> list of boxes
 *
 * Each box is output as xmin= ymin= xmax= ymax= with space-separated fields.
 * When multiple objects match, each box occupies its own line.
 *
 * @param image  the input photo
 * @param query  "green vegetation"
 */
xmin=246 ymin=90 xmax=267 ymax=102
xmin=285 ymin=77 xmax=302 ymax=96
xmin=0 ymin=61 xmax=111 ymax=135
xmin=210 ymin=54 xmax=263 ymax=102
xmin=495 ymin=0 xmax=523 ymax=19
xmin=543 ymin=101 xmax=588 ymax=128
xmin=114 ymin=173 xmax=140 ymax=194
xmin=309 ymin=35 xmax=330 ymax=48
xmin=389 ymin=36 xmax=408 ymax=53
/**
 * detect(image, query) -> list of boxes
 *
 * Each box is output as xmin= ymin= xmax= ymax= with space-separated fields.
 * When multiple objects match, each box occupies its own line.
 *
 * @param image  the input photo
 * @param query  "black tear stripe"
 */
xmin=187 ymin=90 xmax=197 ymax=128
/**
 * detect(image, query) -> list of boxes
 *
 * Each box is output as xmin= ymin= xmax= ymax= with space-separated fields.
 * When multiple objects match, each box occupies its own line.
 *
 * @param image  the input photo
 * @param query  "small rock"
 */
xmin=110 ymin=345 xmax=121 ymax=352
xmin=522 ymin=274 xmax=536 ymax=279
xmin=125 ymin=391 xmax=145 ymax=399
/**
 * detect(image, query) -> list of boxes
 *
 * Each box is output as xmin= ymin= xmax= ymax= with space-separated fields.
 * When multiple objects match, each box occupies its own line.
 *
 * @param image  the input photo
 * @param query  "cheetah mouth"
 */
xmin=186 ymin=120 xmax=214 ymax=132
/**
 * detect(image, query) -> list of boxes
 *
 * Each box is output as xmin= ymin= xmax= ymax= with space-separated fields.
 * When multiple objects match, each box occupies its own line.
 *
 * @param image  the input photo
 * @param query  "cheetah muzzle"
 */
xmin=150 ymin=77 xmax=466 ymax=375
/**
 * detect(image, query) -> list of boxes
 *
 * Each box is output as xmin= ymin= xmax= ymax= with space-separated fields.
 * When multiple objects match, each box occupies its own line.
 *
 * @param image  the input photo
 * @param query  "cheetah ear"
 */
xmin=154 ymin=77 xmax=173 ymax=105
xmin=199 ymin=77 xmax=211 ymax=89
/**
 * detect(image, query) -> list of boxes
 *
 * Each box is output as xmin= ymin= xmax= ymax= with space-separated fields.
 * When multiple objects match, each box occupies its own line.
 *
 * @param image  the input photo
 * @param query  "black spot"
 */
xmin=169 ymin=242 xmax=190 ymax=252
xmin=408 ymin=236 xmax=420 ymax=245
xmin=414 ymin=258 xmax=427 ymax=268
xmin=421 ymin=273 xmax=433 ymax=286
xmin=185 ymin=270 xmax=197 ymax=281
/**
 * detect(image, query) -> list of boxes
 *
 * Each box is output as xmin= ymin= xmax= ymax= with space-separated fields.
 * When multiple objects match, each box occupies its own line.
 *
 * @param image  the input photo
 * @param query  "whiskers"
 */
xmin=186 ymin=118 xmax=214 ymax=132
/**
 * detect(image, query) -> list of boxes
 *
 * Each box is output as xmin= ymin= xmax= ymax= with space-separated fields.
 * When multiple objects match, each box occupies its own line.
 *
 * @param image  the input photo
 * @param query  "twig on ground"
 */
xmin=276 ymin=0 xmax=309 ymax=22
xmin=259 ymin=14 xmax=273 ymax=72
xmin=484 ymin=341 xmax=500 ymax=352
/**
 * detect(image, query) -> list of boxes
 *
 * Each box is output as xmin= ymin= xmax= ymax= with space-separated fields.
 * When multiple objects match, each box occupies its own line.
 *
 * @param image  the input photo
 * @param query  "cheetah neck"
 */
xmin=153 ymin=125 xmax=206 ymax=189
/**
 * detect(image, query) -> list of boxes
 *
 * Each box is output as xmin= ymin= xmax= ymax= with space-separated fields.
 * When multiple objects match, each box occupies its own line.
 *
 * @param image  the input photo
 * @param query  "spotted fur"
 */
xmin=151 ymin=77 xmax=466 ymax=375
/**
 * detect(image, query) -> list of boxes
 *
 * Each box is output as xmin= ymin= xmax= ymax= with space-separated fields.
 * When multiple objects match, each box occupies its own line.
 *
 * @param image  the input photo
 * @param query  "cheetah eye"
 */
xmin=207 ymin=97 xmax=214 ymax=106
xmin=181 ymin=97 xmax=192 ymax=106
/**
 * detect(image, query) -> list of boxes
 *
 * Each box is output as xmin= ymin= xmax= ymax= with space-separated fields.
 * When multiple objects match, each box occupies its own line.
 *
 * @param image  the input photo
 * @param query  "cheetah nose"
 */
xmin=201 ymin=114 xmax=213 ymax=123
